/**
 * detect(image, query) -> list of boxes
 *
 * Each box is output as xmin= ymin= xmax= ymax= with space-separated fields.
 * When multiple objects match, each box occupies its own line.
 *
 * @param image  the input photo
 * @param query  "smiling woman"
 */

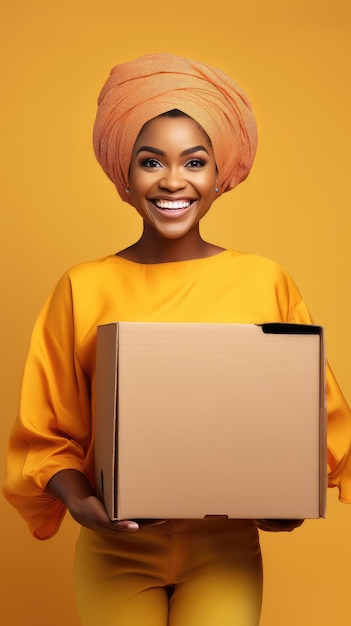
xmin=123 ymin=113 xmax=219 ymax=260
xmin=3 ymin=52 xmax=351 ymax=626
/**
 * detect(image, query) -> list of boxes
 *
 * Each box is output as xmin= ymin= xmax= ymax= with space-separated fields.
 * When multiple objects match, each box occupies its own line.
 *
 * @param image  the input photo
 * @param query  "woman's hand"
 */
xmin=46 ymin=469 xmax=139 ymax=533
xmin=67 ymin=493 xmax=140 ymax=532
xmin=253 ymin=519 xmax=304 ymax=532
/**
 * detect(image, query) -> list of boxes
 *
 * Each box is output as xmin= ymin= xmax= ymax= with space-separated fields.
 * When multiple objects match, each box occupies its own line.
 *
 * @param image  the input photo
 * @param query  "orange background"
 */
xmin=1 ymin=1 xmax=350 ymax=624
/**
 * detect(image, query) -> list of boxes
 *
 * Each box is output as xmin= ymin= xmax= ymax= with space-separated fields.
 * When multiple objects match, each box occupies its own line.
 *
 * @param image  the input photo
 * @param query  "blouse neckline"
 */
xmin=112 ymin=249 xmax=234 ymax=268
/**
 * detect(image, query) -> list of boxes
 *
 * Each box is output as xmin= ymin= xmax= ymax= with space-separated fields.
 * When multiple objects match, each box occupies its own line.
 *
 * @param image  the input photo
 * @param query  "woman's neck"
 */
xmin=116 ymin=226 xmax=225 ymax=264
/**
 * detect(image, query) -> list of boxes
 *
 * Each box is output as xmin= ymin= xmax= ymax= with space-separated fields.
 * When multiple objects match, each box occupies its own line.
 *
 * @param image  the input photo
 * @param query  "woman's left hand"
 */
xmin=253 ymin=519 xmax=304 ymax=532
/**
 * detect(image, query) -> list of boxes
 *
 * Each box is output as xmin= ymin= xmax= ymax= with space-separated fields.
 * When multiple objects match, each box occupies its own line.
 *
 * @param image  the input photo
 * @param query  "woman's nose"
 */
xmin=158 ymin=168 xmax=186 ymax=191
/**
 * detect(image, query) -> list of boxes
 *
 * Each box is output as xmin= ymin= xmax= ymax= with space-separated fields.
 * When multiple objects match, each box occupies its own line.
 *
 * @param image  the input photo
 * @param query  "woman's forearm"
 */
xmin=45 ymin=468 xmax=95 ymax=507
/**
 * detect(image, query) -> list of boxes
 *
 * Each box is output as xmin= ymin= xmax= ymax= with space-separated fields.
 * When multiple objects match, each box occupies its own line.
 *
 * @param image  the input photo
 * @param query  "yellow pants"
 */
xmin=74 ymin=518 xmax=263 ymax=626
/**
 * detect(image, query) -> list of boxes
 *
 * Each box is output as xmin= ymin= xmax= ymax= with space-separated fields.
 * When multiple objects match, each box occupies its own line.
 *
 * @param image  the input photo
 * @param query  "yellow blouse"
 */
xmin=3 ymin=250 xmax=351 ymax=539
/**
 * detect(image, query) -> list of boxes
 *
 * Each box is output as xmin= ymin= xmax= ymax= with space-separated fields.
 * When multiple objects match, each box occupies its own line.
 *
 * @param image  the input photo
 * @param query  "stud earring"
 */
xmin=125 ymin=187 xmax=130 ymax=193
xmin=215 ymin=186 xmax=219 ymax=193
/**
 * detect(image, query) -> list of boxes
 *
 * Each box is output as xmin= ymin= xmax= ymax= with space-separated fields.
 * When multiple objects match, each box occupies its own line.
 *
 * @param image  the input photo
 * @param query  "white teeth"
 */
xmin=154 ymin=200 xmax=191 ymax=210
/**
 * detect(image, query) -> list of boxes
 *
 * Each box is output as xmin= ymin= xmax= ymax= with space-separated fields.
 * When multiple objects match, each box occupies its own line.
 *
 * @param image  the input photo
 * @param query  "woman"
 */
xmin=4 ymin=53 xmax=351 ymax=626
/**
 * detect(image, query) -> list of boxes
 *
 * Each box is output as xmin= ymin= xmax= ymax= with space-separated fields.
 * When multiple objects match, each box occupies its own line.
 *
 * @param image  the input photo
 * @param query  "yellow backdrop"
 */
xmin=1 ymin=1 xmax=350 ymax=624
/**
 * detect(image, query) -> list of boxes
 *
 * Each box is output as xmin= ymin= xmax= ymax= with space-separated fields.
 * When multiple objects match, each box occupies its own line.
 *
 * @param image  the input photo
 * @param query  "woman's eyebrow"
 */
xmin=136 ymin=146 xmax=165 ymax=156
xmin=136 ymin=145 xmax=210 ymax=156
xmin=181 ymin=145 xmax=209 ymax=156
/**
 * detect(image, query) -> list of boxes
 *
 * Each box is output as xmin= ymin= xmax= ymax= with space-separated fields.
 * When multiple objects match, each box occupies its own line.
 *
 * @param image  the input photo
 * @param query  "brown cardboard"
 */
xmin=94 ymin=322 xmax=327 ymax=521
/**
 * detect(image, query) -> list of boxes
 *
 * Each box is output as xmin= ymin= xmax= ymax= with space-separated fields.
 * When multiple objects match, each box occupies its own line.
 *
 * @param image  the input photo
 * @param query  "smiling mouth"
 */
xmin=153 ymin=200 xmax=193 ymax=210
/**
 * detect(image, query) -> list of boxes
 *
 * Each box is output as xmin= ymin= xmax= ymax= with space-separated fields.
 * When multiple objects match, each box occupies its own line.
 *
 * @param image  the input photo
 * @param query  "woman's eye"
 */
xmin=186 ymin=158 xmax=206 ymax=168
xmin=141 ymin=158 xmax=162 ymax=168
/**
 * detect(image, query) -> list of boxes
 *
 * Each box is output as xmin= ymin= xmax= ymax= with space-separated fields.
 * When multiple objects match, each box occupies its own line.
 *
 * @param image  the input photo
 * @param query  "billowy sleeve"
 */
xmin=292 ymin=297 xmax=351 ymax=503
xmin=3 ymin=272 xmax=93 ymax=539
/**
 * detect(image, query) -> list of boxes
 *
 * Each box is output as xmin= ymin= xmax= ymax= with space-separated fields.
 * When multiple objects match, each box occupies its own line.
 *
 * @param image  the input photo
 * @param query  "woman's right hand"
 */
xmin=45 ymin=468 xmax=139 ymax=533
xmin=67 ymin=493 xmax=140 ymax=532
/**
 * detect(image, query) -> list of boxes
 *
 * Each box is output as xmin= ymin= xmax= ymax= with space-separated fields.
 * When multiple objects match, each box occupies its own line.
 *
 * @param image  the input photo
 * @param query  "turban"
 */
xmin=93 ymin=53 xmax=257 ymax=205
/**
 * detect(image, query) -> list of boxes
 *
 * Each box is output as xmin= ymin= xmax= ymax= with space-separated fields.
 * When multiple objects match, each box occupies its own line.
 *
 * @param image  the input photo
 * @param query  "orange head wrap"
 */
xmin=93 ymin=53 xmax=257 ymax=204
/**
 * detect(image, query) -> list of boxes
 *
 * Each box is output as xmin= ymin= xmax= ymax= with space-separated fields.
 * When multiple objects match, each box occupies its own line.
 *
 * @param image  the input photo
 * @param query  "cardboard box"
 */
xmin=94 ymin=322 xmax=327 ymax=521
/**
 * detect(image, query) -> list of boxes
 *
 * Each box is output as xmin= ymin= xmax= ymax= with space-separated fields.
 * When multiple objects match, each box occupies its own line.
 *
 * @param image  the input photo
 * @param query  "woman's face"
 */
xmin=128 ymin=115 xmax=218 ymax=241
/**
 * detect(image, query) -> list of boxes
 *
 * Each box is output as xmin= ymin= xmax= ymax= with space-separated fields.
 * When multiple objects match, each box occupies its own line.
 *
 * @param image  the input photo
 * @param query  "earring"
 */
xmin=215 ymin=186 xmax=219 ymax=193
xmin=125 ymin=187 xmax=130 ymax=193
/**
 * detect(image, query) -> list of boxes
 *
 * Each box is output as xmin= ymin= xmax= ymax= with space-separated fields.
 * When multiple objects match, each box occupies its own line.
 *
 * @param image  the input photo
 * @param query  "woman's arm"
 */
xmin=46 ymin=469 xmax=139 ymax=532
